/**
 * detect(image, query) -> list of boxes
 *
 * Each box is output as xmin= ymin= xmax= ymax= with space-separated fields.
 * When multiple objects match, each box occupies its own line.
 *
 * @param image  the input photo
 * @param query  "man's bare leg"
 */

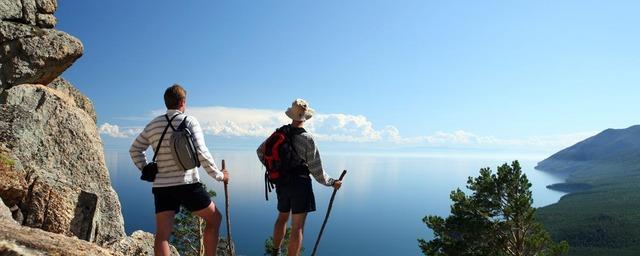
xmin=288 ymin=213 xmax=307 ymax=256
xmin=273 ymin=212 xmax=290 ymax=254
xmin=193 ymin=202 xmax=222 ymax=256
xmin=155 ymin=210 xmax=176 ymax=256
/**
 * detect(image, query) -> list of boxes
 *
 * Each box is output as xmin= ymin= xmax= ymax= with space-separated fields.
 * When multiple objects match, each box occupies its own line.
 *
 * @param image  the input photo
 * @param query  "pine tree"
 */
xmin=418 ymin=161 xmax=569 ymax=256
xmin=171 ymin=187 xmax=217 ymax=256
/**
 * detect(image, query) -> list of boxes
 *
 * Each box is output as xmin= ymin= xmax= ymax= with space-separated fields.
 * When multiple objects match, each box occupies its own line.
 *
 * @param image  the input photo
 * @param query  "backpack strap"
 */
xmin=152 ymin=114 xmax=179 ymax=162
xmin=166 ymin=113 xmax=185 ymax=132
xmin=284 ymin=125 xmax=307 ymax=165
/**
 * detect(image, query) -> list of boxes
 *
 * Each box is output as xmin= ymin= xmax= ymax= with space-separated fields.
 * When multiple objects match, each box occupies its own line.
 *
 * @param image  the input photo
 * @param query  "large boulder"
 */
xmin=0 ymin=0 xmax=23 ymax=21
xmin=0 ymin=0 xmax=56 ymax=27
xmin=35 ymin=0 xmax=57 ymax=14
xmin=109 ymin=230 xmax=179 ymax=256
xmin=0 ymin=84 xmax=125 ymax=245
xmin=47 ymin=77 xmax=97 ymax=123
xmin=0 ymin=240 xmax=43 ymax=256
xmin=0 ymin=219 xmax=122 ymax=256
xmin=0 ymin=147 xmax=27 ymax=209
xmin=0 ymin=198 xmax=14 ymax=223
xmin=0 ymin=0 xmax=181 ymax=254
xmin=0 ymin=21 xmax=82 ymax=89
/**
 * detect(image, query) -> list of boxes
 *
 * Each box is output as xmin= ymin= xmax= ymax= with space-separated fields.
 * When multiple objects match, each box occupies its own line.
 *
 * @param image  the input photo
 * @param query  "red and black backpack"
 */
xmin=262 ymin=125 xmax=308 ymax=200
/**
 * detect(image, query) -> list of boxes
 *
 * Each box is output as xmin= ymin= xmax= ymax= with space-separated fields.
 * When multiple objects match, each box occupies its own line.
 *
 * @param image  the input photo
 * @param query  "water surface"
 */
xmin=106 ymin=149 xmax=565 ymax=255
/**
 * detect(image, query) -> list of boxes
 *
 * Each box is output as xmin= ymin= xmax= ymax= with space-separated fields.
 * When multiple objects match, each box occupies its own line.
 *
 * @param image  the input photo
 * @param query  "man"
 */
xmin=257 ymin=99 xmax=342 ymax=256
xmin=129 ymin=84 xmax=229 ymax=256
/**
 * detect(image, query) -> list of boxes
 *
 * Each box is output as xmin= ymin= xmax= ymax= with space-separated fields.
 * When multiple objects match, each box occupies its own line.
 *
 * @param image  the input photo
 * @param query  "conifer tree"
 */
xmin=419 ymin=161 xmax=569 ymax=256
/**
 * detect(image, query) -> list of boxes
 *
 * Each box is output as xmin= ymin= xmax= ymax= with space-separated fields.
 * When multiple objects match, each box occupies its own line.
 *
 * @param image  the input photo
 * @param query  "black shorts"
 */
xmin=152 ymin=183 xmax=212 ymax=214
xmin=276 ymin=176 xmax=316 ymax=214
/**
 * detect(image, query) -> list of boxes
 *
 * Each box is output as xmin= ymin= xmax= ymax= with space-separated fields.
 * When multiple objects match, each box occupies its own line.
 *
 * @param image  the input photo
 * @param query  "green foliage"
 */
xmin=170 ymin=186 xmax=216 ymax=256
xmin=537 ymin=173 xmax=640 ymax=255
xmin=264 ymin=228 xmax=304 ymax=256
xmin=419 ymin=161 xmax=569 ymax=256
xmin=0 ymin=152 xmax=14 ymax=168
xmin=535 ymin=126 xmax=640 ymax=255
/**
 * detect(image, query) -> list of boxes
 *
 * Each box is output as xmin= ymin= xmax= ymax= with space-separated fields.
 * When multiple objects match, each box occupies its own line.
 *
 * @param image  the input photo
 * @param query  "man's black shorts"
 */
xmin=152 ymin=183 xmax=212 ymax=213
xmin=276 ymin=176 xmax=316 ymax=214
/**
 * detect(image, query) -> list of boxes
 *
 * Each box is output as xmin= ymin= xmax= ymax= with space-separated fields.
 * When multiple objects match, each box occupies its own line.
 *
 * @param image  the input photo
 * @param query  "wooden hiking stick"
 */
xmin=222 ymin=160 xmax=233 ymax=255
xmin=311 ymin=170 xmax=347 ymax=256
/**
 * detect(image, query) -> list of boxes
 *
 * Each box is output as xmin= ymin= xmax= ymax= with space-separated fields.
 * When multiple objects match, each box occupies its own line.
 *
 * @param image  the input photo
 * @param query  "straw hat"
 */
xmin=285 ymin=99 xmax=315 ymax=121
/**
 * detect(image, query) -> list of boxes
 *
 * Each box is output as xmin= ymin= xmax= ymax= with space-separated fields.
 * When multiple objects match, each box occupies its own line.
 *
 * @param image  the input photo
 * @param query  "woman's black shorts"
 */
xmin=152 ymin=183 xmax=212 ymax=213
xmin=276 ymin=176 xmax=316 ymax=214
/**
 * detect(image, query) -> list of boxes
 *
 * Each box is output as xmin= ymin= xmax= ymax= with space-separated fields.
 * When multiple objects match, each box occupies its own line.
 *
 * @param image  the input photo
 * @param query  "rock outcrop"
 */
xmin=0 ymin=0 xmax=233 ymax=255
xmin=109 ymin=231 xmax=179 ymax=256
xmin=47 ymin=77 xmax=97 ymax=123
xmin=0 ymin=198 xmax=14 ymax=223
xmin=0 ymin=0 xmax=127 ymax=246
xmin=0 ymin=0 xmax=57 ymax=27
xmin=0 ymin=219 xmax=120 ymax=256
xmin=0 ymin=82 xmax=126 ymax=244
xmin=0 ymin=0 xmax=80 ymax=89
xmin=0 ymin=20 xmax=83 ymax=89
xmin=0 ymin=0 xmax=169 ymax=254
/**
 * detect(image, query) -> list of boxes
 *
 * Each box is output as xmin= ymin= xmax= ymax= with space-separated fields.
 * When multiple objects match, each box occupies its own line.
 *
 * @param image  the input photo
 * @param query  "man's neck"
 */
xmin=291 ymin=121 xmax=304 ymax=128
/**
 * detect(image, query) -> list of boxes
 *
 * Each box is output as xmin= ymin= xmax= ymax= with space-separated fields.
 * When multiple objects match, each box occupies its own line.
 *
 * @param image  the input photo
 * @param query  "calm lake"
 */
xmin=105 ymin=149 xmax=565 ymax=256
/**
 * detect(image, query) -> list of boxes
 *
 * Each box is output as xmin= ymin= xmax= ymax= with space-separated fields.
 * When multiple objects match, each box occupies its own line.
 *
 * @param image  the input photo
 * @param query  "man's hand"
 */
xmin=332 ymin=180 xmax=342 ymax=190
xmin=222 ymin=170 xmax=230 ymax=183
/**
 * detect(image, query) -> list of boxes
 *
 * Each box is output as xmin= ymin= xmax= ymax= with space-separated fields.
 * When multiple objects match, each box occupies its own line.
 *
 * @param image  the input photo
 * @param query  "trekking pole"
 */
xmin=311 ymin=170 xmax=347 ymax=256
xmin=222 ymin=160 xmax=234 ymax=255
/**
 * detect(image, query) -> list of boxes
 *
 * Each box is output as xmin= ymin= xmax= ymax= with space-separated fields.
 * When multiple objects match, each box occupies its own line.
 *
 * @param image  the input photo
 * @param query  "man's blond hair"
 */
xmin=164 ymin=84 xmax=186 ymax=109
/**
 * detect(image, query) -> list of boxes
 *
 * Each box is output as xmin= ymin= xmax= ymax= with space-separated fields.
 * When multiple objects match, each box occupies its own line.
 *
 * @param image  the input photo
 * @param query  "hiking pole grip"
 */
xmin=311 ymin=170 xmax=347 ymax=256
xmin=222 ymin=160 xmax=227 ymax=184
xmin=222 ymin=159 xmax=233 ymax=255
xmin=338 ymin=170 xmax=347 ymax=181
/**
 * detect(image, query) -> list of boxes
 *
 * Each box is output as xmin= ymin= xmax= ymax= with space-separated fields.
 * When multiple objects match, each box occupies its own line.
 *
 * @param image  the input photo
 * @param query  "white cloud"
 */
xmin=400 ymin=130 xmax=596 ymax=150
xmin=98 ymin=123 xmax=142 ymax=138
xmin=100 ymin=106 xmax=597 ymax=152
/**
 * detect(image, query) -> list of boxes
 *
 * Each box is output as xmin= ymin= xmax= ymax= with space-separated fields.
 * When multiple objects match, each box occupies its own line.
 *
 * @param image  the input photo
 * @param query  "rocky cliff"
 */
xmin=0 ymin=0 xmax=178 ymax=255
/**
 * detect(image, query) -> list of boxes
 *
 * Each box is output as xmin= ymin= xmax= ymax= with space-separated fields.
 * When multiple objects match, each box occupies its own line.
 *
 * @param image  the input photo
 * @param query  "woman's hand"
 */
xmin=222 ymin=170 xmax=229 ymax=183
xmin=332 ymin=180 xmax=342 ymax=190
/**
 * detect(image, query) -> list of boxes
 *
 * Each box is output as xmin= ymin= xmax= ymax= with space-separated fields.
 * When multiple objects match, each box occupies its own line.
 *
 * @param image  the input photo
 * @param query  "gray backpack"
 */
xmin=166 ymin=114 xmax=200 ymax=171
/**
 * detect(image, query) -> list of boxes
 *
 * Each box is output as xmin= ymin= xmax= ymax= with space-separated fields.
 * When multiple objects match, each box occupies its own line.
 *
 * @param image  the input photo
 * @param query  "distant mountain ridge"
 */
xmin=536 ymin=125 xmax=640 ymax=175
xmin=536 ymin=125 xmax=640 ymax=256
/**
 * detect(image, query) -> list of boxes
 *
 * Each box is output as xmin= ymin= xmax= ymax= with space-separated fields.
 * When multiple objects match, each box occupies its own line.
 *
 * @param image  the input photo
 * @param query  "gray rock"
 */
xmin=20 ymin=0 xmax=37 ymax=25
xmin=0 ymin=21 xmax=83 ymax=88
xmin=0 ymin=146 xmax=27 ymax=208
xmin=47 ymin=77 xmax=96 ymax=123
xmin=11 ymin=205 xmax=24 ymax=224
xmin=0 ymin=240 xmax=44 ymax=256
xmin=0 ymin=84 xmax=126 ymax=246
xmin=35 ymin=13 xmax=55 ymax=28
xmin=0 ymin=0 xmax=23 ymax=21
xmin=0 ymin=219 xmax=122 ymax=256
xmin=35 ymin=0 xmax=56 ymax=14
xmin=0 ymin=198 xmax=14 ymax=223
xmin=109 ymin=230 xmax=179 ymax=256
xmin=0 ymin=21 xmax=39 ymax=44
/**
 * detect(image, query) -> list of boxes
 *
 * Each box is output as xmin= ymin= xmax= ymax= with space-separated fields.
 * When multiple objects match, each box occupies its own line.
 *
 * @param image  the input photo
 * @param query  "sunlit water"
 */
xmin=105 ymin=149 xmax=565 ymax=255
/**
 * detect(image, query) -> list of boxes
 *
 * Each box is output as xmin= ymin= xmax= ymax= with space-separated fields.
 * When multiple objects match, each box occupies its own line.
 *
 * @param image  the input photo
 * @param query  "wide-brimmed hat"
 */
xmin=285 ymin=99 xmax=315 ymax=121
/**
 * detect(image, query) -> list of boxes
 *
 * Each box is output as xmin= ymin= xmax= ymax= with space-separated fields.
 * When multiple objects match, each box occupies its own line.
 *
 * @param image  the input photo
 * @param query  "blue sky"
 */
xmin=55 ymin=1 xmax=640 ymax=154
